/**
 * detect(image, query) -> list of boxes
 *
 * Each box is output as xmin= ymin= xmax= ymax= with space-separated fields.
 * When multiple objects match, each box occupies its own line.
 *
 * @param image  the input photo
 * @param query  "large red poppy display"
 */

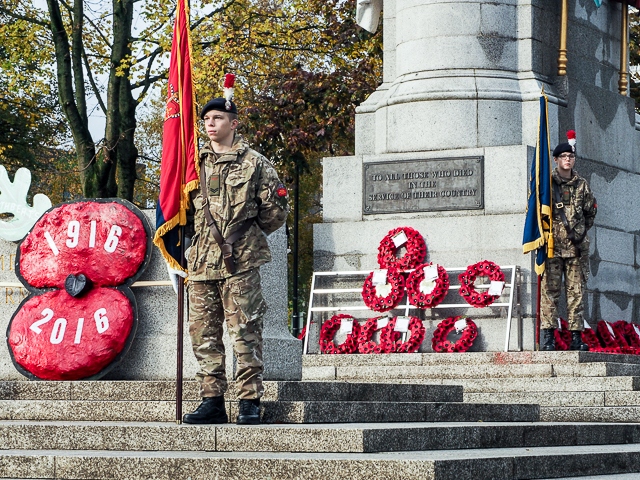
xmin=7 ymin=199 xmax=151 ymax=380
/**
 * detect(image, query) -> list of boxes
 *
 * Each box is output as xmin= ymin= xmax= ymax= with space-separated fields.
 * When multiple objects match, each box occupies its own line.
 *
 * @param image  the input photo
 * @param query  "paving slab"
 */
xmin=1 ymin=443 xmax=640 ymax=480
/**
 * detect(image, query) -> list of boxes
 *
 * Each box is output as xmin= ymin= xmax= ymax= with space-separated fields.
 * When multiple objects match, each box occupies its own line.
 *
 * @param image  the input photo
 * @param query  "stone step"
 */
xmin=302 ymin=351 xmax=640 ymax=367
xmin=304 ymin=362 xmax=640 ymax=381
xmin=0 ymin=380 xmax=462 ymax=403
xmin=465 ymin=390 xmax=640 ymax=408
xmin=438 ymin=376 xmax=640 ymax=392
xmin=0 ymin=421 xmax=636 ymax=453
xmin=541 ymin=407 xmax=640 ymax=423
xmin=0 ymin=399 xmax=539 ymax=423
xmin=2 ymin=443 xmax=640 ymax=480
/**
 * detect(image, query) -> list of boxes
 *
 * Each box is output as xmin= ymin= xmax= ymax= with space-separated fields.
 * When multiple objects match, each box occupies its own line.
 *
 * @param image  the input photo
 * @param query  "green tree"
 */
xmin=190 ymin=0 xmax=382 ymax=327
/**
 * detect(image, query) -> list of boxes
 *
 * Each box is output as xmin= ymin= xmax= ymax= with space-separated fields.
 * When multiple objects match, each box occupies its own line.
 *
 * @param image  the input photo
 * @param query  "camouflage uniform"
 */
xmin=186 ymin=135 xmax=289 ymax=399
xmin=540 ymin=169 xmax=597 ymax=331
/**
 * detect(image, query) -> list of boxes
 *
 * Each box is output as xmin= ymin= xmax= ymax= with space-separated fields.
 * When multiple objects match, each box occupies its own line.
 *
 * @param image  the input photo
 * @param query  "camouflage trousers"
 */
xmin=540 ymin=256 xmax=584 ymax=331
xmin=187 ymin=268 xmax=266 ymax=400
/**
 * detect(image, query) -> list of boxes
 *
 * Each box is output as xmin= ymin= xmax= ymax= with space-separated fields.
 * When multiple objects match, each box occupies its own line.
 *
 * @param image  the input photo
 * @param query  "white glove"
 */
xmin=166 ymin=263 xmax=187 ymax=294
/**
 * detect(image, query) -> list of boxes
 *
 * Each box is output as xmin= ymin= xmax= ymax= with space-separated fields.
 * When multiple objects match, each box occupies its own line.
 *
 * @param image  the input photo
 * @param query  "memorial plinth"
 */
xmin=316 ymin=0 xmax=640 ymax=351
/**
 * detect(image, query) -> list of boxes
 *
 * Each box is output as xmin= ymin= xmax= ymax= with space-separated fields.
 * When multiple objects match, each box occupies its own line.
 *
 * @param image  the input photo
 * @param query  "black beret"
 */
xmin=200 ymin=98 xmax=238 ymax=118
xmin=552 ymin=143 xmax=576 ymax=157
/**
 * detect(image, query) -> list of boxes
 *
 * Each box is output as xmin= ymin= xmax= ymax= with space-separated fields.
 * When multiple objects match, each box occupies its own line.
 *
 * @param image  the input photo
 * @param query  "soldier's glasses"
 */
xmin=557 ymin=154 xmax=576 ymax=159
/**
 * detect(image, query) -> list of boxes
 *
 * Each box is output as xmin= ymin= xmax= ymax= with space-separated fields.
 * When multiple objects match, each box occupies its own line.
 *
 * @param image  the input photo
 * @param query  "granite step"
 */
xmin=0 ymin=421 xmax=637 ymax=453
xmin=0 ymin=380 xmax=462 ymax=403
xmin=0 ymin=399 xmax=539 ymax=423
xmin=302 ymin=351 xmax=640 ymax=367
xmin=2 ymin=443 xmax=640 ymax=480
xmin=541 ymin=406 xmax=640 ymax=423
xmin=304 ymin=362 xmax=640 ymax=381
xmin=465 ymin=389 xmax=640 ymax=408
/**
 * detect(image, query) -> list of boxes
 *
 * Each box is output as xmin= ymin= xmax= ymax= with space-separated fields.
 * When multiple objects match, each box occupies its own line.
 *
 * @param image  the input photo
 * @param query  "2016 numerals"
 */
xmin=30 ymin=307 xmax=110 ymax=344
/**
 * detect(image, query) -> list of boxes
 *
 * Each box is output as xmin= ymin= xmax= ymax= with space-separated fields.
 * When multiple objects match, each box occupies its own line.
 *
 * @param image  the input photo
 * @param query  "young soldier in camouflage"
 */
xmin=182 ymin=97 xmax=289 ymax=424
xmin=540 ymin=141 xmax=597 ymax=351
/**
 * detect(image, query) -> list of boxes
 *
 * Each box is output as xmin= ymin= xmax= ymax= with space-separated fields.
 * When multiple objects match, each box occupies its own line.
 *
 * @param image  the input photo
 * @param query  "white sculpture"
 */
xmin=356 ymin=0 xmax=383 ymax=33
xmin=0 ymin=165 xmax=52 ymax=242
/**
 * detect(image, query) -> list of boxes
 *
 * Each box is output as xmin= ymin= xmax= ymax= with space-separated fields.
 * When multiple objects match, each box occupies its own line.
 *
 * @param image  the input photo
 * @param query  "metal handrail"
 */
xmin=303 ymin=265 xmax=522 ymax=355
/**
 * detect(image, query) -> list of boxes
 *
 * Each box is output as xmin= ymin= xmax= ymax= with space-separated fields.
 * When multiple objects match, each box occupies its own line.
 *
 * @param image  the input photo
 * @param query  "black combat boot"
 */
xmin=183 ymin=396 xmax=228 ymax=424
xmin=541 ymin=329 xmax=555 ymax=351
xmin=236 ymin=398 xmax=260 ymax=425
xmin=569 ymin=330 xmax=589 ymax=351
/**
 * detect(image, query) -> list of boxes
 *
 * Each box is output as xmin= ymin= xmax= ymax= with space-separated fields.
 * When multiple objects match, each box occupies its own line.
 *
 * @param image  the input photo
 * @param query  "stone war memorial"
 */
xmin=309 ymin=0 xmax=640 ymax=354
xmin=4 ymin=1 xmax=640 ymax=479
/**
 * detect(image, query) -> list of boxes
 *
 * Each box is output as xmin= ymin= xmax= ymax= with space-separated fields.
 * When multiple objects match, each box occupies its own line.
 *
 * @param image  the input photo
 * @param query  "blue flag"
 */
xmin=594 ymin=0 xmax=602 ymax=7
xmin=523 ymin=93 xmax=553 ymax=275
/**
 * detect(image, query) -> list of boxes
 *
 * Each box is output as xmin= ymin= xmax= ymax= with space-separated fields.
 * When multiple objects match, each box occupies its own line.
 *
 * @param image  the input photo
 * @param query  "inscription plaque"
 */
xmin=363 ymin=157 xmax=484 ymax=214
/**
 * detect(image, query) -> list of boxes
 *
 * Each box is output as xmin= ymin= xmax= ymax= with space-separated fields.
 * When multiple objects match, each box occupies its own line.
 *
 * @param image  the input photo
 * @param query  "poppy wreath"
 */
xmin=612 ymin=321 xmax=640 ymax=355
xmin=581 ymin=328 xmax=605 ymax=351
xmin=361 ymin=268 xmax=405 ymax=312
xmin=319 ymin=314 xmax=361 ymax=354
xmin=406 ymin=263 xmax=450 ymax=309
xmin=377 ymin=317 xmax=403 ymax=353
xmin=595 ymin=320 xmax=622 ymax=353
xmin=377 ymin=226 xmax=426 ymax=270
xmin=458 ymin=260 xmax=505 ymax=308
xmin=431 ymin=316 xmax=478 ymax=353
xmin=553 ymin=318 xmax=573 ymax=351
xmin=615 ymin=320 xmax=640 ymax=351
xmin=396 ymin=317 xmax=426 ymax=353
xmin=297 ymin=326 xmax=307 ymax=341
xmin=357 ymin=316 xmax=386 ymax=354
xmin=7 ymin=199 xmax=151 ymax=380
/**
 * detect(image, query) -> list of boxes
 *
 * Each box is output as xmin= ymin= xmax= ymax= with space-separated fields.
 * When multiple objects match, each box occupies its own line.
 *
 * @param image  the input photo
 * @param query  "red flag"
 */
xmin=153 ymin=0 xmax=199 ymax=272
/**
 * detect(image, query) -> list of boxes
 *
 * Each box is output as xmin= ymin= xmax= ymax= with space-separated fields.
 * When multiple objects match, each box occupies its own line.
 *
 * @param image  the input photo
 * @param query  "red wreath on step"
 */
xmin=615 ymin=321 xmax=640 ymax=350
xmin=374 ymin=316 xmax=425 ymax=353
xmin=581 ymin=327 xmax=605 ymax=351
xmin=458 ymin=260 xmax=505 ymax=308
xmin=612 ymin=321 xmax=640 ymax=355
xmin=431 ymin=316 xmax=478 ymax=353
xmin=595 ymin=320 xmax=622 ymax=353
xmin=377 ymin=226 xmax=426 ymax=270
xmin=553 ymin=318 xmax=573 ymax=351
xmin=357 ymin=316 xmax=385 ymax=354
xmin=319 ymin=314 xmax=361 ymax=354
xmin=361 ymin=268 xmax=405 ymax=312
xmin=406 ymin=263 xmax=449 ymax=309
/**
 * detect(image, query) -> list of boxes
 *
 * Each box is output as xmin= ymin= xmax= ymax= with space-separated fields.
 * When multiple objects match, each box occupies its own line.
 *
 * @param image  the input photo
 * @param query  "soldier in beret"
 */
xmin=180 ymin=96 xmax=289 ymax=424
xmin=540 ymin=137 xmax=597 ymax=351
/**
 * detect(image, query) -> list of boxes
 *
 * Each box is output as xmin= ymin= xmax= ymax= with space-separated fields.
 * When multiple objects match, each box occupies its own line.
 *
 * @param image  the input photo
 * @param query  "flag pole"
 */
xmin=176 ymin=226 xmax=185 ymax=424
xmin=535 ymin=274 xmax=541 ymax=351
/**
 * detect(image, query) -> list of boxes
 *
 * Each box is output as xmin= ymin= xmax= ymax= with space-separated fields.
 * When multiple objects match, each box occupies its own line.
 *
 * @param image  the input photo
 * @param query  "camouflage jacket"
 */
xmin=551 ymin=168 xmax=597 ymax=259
xmin=187 ymin=135 xmax=289 ymax=281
